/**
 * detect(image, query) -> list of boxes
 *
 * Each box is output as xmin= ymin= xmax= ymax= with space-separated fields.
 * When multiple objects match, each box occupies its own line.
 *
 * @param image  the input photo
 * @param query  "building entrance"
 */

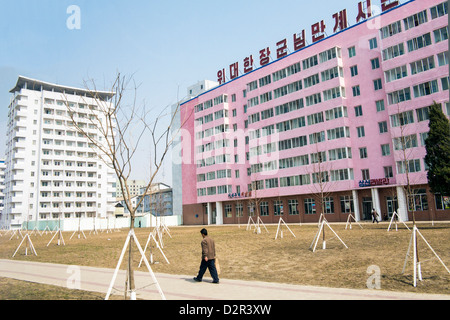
xmin=362 ymin=197 xmax=373 ymax=220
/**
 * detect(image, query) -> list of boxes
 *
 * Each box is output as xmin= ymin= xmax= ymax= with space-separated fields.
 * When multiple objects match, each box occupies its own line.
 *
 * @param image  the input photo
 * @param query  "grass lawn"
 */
xmin=0 ymin=221 xmax=449 ymax=299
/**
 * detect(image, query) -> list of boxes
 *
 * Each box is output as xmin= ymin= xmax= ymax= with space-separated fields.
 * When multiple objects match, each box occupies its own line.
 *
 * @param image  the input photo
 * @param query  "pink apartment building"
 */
xmin=179 ymin=0 xmax=449 ymax=225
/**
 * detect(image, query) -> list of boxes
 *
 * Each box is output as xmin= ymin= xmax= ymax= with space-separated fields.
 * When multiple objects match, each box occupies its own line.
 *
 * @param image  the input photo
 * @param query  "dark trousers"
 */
xmin=196 ymin=259 xmax=219 ymax=282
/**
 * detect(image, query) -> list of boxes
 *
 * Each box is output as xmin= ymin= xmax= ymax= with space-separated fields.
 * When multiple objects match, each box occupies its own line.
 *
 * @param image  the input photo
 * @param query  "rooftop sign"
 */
xmin=216 ymin=0 xmax=402 ymax=85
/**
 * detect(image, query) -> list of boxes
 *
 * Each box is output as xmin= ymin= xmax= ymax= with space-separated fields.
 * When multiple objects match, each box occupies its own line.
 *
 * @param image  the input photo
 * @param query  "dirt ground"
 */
xmin=1 ymin=221 xmax=449 ymax=295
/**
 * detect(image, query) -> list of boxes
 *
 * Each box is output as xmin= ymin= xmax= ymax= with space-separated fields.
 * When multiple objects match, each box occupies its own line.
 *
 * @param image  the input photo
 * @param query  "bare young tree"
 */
xmin=64 ymin=73 xmax=189 ymax=299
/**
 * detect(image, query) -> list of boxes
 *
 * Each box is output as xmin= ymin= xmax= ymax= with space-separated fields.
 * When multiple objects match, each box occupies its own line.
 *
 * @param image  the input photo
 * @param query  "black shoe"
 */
xmin=193 ymin=277 xmax=202 ymax=282
xmin=212 ymin=280 xmax=219 ymax=284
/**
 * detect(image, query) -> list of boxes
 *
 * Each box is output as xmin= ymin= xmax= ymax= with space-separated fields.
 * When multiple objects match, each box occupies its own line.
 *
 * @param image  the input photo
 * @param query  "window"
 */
xmin=274 ymin=200 xmax=283 ymax=216
xmin=350 ymin=65 xmax=358 ymax=77
xmin=413 ymin=80 xmax=438 ymax=98
xmin=340 ymin=196 xmax=354 ymax=213
xmin=260 ymin=201 xmax=269 ymax=216
xmin=380 ymin=20 xmax=402 ymax=39
xmin=305 ymin=93 xmax=322 ymax=106
xmin=265 ymin=178 xmax=278 ymax=189
xmin=382 ymin=43 xmax=405 ymax=61
xmin=307 ymin=112 xmax=324 ymax=125
xmin=359 ymin=147 xmax=368 ymax=159
xmin=408 ymin=189 xmax=428 ymax=211
xmin=328 ymin=147 xmax=352 ymax=161
xmin=387 ymin=88 xmax=411 ymax=105
xmin=327 ymin=126 xmax=350 ymax=140
xmin=373 ymin=121 xmax=385 ymax=134
xmin=324 ymin=197 xmax=334 ymax=214
xmin=385 ymin=65 xmax=407 ymax=83
xmin=397 ymin=159 xmax=421 ymax=174
xmin=376 ymin=100 xmax=385 ymax=112
xmin=259 ymin=75 xmax=271 ymax=87
xmin=309 ymin=131 xmax=325 ymax=144
xmin=321 ymin=66 xmax=343 ymax=82
xmin=304 ymin=198 xmax=316 ymax=214
xmin=319 ymin=47 xmax=340 ymax=63
xmin=323 ymin=87 xmax=345 ymax=101
xmin=354 ymin=105 xmax=363 ymax=117
xmin=393 ymin=134 xmax=418 ymax=150
xmin=434 ymin=26 xmax=448 ymax=43
xmin=369 ymin=37 xmax=377 ymax=49
xmin=348 ymin=46 xmax=356 ymax=58
xmin=304 ymin=74 xmax=320 ymax=88
xmin=260 ymin=92 xmax=272 ymax=104
xmin=416 ymin=106 xmax=430 ymax=122
xmin=437 ymin=51 xmax=449 ymax=66
xmin=357 ymin=126 xmax=365 ymax=138
xmin=384 ymin=166 xmax=394 ymax=178
xmin=325 ymin=106 xmax=347 ymax=121
xmin=374 ymin=79 xmax=383 ymax=91
xmin=410 ymin=56 xmax=435 ymax=75
xmin=302 ymin=55 xmax=318 ymax=70
xmin=403 ymin=10 xmax=428 ymax=30
xmin=407 ymin=33 xmax=432 ymax=52
xmin=390 ymin=111 xmax=414 ymax=127
xmin=225 ymin=205 xmax=232 ymax=218
xmin=288 ymin=199 xmax=299 ymax=215
xmin=371 ymin=58 xmax=380 ymax=69
xmin=430 ymin=2 xmax=448 ymax=19
xmin=442 ymin=76 xmax=450 ymax=91
xmin=435 ymin=194 xmax=450 ymax=210
xmin=362 ymin=169 xmax=370 ymax=180
xmin=352 ymin=86 xmax=360 ymax=97
xmin=330 ymin=168 xmax=353 ymax=181
xmin=381 ymin=144 xmax=391 ymax=156
xmin=247 ymin=80 xmax=258 ymax=91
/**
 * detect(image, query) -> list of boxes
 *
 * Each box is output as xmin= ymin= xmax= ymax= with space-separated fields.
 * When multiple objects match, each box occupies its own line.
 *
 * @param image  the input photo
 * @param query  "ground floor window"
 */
xmin=288 ymin=199 xmax=299 ymax=215
xmin=324 ymin=197 xmax=334 ymax=214
xmin=435 ymin=194 xmax=450 ymax=210
xmin=408 ymin=188 xmax=428 ymax=211
xmin=225 ymin=204 xmax=232 ymax=218
xmin=236 ymin=203 xmax=243 ymax=217
xmin=340 ymin=195 xmax=354 ymax=213
xmin=274 ymin=200 xmax=283 ymax=215
xmin=260 ymin=201 xmax=269 ymax=216
xmin=304 ymin=198 xmax=316 ymax=214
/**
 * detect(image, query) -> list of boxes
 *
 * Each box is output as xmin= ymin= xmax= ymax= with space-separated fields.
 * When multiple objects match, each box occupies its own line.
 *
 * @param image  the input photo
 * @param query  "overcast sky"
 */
xmin=0 ymin=0 xmax=395 ymax=183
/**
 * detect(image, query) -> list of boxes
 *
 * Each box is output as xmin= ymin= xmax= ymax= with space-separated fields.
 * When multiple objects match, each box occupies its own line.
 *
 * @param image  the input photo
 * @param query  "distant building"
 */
xmin=121 ymin=182 xmax=173 ymax=217
xmin=115 ymin=179 xmax=146 ymax=200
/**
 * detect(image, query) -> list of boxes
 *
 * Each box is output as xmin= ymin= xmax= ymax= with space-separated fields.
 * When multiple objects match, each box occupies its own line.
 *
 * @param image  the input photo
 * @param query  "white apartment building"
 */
xmin=3 ymin=76 xmax=116 ymax=229
xmin=115 ymin=179 xmax=146 ymax=200
xmin=0 ymin=159 xmax=5 ymax=227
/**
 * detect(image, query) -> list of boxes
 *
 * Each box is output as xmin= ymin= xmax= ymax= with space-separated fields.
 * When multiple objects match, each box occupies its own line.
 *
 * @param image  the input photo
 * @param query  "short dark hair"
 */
xmin=200 ymin=228 xmax=208 ymax=236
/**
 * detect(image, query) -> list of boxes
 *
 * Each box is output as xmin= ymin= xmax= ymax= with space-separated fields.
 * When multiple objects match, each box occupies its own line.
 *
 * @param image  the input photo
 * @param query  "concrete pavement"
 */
xmin=0 ymin=259 xmax=449 ymax=300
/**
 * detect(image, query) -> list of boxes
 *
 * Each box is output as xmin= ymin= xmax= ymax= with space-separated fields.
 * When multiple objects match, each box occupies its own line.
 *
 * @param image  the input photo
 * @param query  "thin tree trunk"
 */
xmin=128 ymin=216 xmax=135 ymax=299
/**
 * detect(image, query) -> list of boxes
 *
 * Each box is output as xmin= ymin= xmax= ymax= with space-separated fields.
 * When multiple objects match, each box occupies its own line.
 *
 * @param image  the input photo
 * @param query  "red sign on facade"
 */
xmin=216 ymin=0 xmax=400 ymax=83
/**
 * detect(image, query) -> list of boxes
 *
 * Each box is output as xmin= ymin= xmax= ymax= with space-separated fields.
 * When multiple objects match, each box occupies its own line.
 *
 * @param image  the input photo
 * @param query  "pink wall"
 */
xmin=181 ymin=0 xmax=449 ymax=206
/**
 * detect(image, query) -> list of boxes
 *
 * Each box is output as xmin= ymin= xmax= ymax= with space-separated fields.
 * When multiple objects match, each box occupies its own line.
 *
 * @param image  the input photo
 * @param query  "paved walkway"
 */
xmin=1 ymin=259 xmax=449 ymax=300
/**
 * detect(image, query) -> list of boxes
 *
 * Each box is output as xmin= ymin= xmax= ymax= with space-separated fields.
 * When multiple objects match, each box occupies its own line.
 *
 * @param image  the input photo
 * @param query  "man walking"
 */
xmin=193 ymin=228 xmax=219 ymax=284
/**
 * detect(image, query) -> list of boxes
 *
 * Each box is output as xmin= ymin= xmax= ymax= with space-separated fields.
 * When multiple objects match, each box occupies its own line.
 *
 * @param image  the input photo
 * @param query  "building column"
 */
xmin=215 ymin=202 xmax=223 ymax=225
xmin=207 ymin=202 xmax=212 ymax=225
xmin=396 ymin=186 xmax=409 ymax=221
xmin=352 ymin=190 xmax=361 ymax=221
xmin=371 ymin=188 xmax=381 ymax=221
